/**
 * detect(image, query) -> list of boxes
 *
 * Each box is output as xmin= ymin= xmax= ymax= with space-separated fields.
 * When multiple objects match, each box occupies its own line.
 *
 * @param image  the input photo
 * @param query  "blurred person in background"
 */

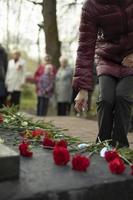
xmin=34 ymin=54 xmax=56 ymax=116
xmin=36 ymin=63 xmax=55 ymax=116
xmin=5 ymin=50 xmax=26 ymax=109
xmin=0 ymin=44 xmax=8 ymax=108
xmin=55 ymin=56 xmax=73 ymax=116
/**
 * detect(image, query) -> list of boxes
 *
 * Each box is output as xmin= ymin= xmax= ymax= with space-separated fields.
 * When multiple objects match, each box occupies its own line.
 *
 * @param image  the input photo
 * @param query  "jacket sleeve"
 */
xmin=34 ymin=65 xmax=43 ymax=83
xmin=73 ymin=2 xmax=98 ymax=91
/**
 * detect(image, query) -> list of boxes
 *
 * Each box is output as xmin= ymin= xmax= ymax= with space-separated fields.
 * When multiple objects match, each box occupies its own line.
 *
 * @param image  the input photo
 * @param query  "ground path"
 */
xmin=33 ymin=116 xmax=133 ymax=148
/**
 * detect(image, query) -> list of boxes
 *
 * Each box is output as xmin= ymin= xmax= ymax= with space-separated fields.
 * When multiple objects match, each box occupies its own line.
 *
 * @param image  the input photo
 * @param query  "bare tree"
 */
xmin=16 ymin=0 xmax=23 ymax=45
xmin=42 ymin=0 xmax=61 ymax=67
xmin=26 ymin=0 xmax=61 ymax=67
xmin=37 ymin=24 xmax=42 ymax=64
xmin=6 ymin=0 xmax=10 ymax=51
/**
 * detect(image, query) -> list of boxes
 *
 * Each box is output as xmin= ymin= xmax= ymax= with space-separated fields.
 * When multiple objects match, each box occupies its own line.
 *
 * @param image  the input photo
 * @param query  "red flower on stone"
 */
xmin=53 ymin=147 xmax=70 ymax=165
xmin=105 ymin=150 xmax=119 ymax=162
xmin=109 ymin=158 xmax=125 ymax=174
xmin=44 ymin=131 xmax=51 ymax=137
xmin=19 ymin=142 xmax=33 ymax=157
xmin=32 ymin=129 xmax=44 ymax=137
xmin=0 ymin=115 xmax=4 ymax=124
xmin=72 ymin=154 xmax=90 ymax=172
xmin=131 ymin=165 xmax=133 ymax=175
xmin=56 ymin=140 xmax=68 ymax=148
xmin=43 ymin=137 xmax=55 ymax=147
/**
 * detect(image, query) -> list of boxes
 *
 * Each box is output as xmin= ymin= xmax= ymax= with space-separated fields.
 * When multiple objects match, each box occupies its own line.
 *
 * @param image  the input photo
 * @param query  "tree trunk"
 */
xmin=6 ymin=0 xmax=10 ymax=52
xmin=16 ymin=0 xmax=23 ymax=45
xmin=42 ymin=0 xmax=61 ymax=68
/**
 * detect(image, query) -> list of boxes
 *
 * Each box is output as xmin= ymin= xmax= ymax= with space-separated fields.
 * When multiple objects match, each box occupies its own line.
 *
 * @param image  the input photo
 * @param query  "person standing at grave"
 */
xmin=73 ymin=0 xmax=133 ymax=147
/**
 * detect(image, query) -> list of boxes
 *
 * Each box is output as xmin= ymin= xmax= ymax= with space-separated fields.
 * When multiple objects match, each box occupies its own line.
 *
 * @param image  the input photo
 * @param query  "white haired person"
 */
xmin=55 ymin=56 xmax=73 ymax=116
xmin=37 ymin=63 xmax=55 ymax=116
xmin=34 ymin=54 xmax=56 ymax=116
xmin=5 ymin=50 xmax=26 ymax=109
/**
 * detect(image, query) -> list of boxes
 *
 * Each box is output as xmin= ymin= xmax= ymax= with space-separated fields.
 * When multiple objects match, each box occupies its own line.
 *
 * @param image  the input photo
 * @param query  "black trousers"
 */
xmin=37 ymin=96 xmax=49 ymax=116
xmin=0 ymin=96 xmax=6 ymax=108
xmin=97 ymin=75 xmax=133 ymax=147
xmin=57 ymin=102 xmax=70 ymax=116
xmin=10 ymin=91 xmax=21 ymax=108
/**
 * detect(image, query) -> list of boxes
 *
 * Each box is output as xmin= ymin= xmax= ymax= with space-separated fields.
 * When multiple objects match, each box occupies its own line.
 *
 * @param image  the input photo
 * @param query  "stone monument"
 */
xmin=0 ymin=143 xmax=20 ymax=181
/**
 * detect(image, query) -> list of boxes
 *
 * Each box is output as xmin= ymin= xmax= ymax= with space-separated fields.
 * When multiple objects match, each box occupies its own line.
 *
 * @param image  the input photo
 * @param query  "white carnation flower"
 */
xmin=21 ymin=121 xmax=28 ymax=126
xmin=4 ymin=119 xmax=9 ymax=123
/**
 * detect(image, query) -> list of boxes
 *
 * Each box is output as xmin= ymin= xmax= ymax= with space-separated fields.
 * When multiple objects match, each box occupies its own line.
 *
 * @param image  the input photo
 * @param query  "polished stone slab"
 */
xmin=0 ymin=129 xmax=133 ymax=200
xmin=0 ymin=149 xmax=133 ymax=200
xmin=0 ymin=143 xmax=20 ymax=181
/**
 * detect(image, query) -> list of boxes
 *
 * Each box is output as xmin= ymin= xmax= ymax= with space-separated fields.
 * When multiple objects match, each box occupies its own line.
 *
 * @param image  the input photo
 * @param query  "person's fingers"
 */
xmin=123 ymin=57 xmax=127 ymax=63
xmin=122 ymin=53 xmax=133 ymax=67
xmin=122 ymin=58 xmax=133 ymax=67
xmin=74 ymin=100 xmax=83 ymax=112
xmin=74 ymin=102 xmax=80 ymax=113
xmin=122 ymin=58 xmax=129 ymax=65
xmin=128 ymin=62 xmax=133 ymax=68
xmin=74 ymin=99 xmax=88 ymax=112
xmin=75 ymin=102 xmax=81 ymax=112
xmin=82 ymin=100 xmax=88 ymax=111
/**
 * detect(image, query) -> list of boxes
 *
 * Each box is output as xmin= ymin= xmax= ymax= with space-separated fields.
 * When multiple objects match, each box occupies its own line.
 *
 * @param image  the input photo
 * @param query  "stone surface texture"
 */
xmin=0 ymin=144 xmax=20 ymax=181
xmin=0 ymin=149 xmax=133 ymax=200
xmin=0 ymin=116 xmax=133 ymax=200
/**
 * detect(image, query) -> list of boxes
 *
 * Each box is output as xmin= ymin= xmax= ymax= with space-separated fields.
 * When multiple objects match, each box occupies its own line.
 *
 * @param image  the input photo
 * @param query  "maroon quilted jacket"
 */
xmin=73 ymin=0 xmax=133 ymax=91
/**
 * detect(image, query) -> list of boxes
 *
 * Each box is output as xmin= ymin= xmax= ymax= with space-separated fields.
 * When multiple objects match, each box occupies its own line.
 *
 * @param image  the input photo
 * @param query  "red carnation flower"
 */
xmin=56 ymin=140 xmax=68 ymax=148
xmin=44 ymin=131 xmax=50 ymax=137
xmin=43 ymin=137 xmax=55 ymax=147
xmin=72 ymin=154 xmax=90 ymax=172
xmin=53 ymin=147 xmax=70 ymax=165
xmin=105 ymin=150 xmax=119 ymax=162
xmin=109 ymin=158 xmax=125 ymax=174
xmin=19 ymin=142 xmax=33 ymax=157
xmin=0 ymin=115 xmax=4 ymax=124
xmin=131 ymin=165 xmax=133 ymax=175
xmin=32 ymin=129 xmax=44 ymax=137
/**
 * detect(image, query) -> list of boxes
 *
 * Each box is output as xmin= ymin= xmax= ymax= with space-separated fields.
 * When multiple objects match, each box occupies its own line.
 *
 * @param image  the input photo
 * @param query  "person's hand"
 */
xmin=122 ymin=53 xmax=133 ymax=68
xmin=74 ymin=89 xmax=88 ymax=113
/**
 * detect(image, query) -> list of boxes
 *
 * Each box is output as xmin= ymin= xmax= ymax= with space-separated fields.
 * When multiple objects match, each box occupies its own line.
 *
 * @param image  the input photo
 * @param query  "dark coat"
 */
xmin=0 ymin=45 xmax=8 ymax=81
xmin=0 ymin=45 xmax=8 ymax=96
xmin=73 ymin=0 xmax=133 ymax=91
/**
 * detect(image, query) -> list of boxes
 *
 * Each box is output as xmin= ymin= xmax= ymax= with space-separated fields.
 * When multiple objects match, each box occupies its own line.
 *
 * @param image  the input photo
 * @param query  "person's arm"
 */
xmin=73 ymin=1 xmax=98 ymax=91
xmin=73 ymin=1 xmax=98 ymax=112
xmin=34 ymin=65 xmax=44 ymax=83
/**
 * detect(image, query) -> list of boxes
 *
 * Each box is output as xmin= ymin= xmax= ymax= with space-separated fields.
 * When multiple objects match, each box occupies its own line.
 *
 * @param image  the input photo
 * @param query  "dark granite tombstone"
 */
xmin=0 ymin=129 xmax=133 ymax=200
xmin=0 ymin=149 xmax=133 ymax=200
xmin=0 ymin=143 xmax=20 ymax=181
